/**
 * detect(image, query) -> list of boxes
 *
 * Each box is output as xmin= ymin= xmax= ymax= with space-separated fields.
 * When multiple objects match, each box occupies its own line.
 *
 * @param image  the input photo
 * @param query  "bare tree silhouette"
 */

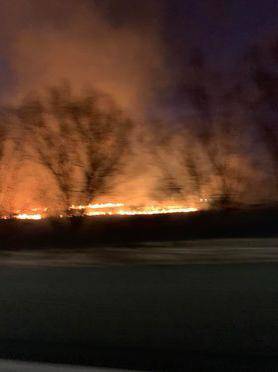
xmin=15 ymin=84 xmax=132 ymax=211
xmin=0 ymin=109 xmax=24 ymax=214
xmin=181 ymin=48 xmax=250 ymax=207
xmin=239 ymin=40 xmax=278 ymax=190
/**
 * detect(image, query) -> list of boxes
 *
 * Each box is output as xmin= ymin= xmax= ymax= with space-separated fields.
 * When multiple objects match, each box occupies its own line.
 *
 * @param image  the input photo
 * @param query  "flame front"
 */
xmin=15 ymin=213 xmax=42 ymax=220
xmin=70 ymin=203 xmax=124 ymax=211
xmin=0 ymin=202 xmax=198 ymax=220
xmin=76 ymin=203 xmax=198 ymax=217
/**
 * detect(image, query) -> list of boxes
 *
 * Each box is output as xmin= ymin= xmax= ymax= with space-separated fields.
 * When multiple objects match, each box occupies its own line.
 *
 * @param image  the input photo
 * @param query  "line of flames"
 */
xmin=0 ymin=202 xmax=198 ymax=220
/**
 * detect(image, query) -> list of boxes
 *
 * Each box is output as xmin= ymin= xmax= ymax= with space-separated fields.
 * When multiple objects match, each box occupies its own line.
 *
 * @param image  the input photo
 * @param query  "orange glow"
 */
xmin=70 ymin=202 xmax=124 ymax=210
xmin=15 ymin=213 xmax=42 ymax=220
xmin=83 ymin=203 xmax=198 ymax=216
xmin=0 ymin=202 xmax=198 ymax=220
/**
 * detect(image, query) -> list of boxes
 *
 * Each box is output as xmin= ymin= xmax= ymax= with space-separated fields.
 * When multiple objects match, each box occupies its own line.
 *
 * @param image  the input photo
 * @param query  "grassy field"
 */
xmin=0 ymin=206 xmax=277 ymax=250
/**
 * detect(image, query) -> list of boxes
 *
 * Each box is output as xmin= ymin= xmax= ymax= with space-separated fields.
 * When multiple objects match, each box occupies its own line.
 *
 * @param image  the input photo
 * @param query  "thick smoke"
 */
xmin=0 ymin=1 xmax=277 ymax=213
xmin=0 ymin=0 xmax=171 ymax=211
xmin=0 ymin=0 xmax=167 ymax=114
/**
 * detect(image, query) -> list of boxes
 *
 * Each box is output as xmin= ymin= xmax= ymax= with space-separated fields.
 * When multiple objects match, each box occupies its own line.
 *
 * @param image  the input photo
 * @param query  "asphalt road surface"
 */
xmin=0 ymin=360 xmax=121 ymax=371
xmin=1 ymin=239 xmax=278 ymax=370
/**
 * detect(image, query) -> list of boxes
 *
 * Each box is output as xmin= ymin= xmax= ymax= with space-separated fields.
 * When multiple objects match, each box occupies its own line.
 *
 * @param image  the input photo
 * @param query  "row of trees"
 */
xmin=148 ymin=39 xmax=278 ymax=207
xmin=0 ymin=38 xmax=278 ymax=213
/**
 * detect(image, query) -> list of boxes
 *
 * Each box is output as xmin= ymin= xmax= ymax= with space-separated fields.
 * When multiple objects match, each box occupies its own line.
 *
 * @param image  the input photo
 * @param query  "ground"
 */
xmin=1 ymin=206 xmax=278 ymax=249
xmin=1 ymin=241 xmax=278 ymax=370
xmin=0 ymin=207 xmax=277 ymax=370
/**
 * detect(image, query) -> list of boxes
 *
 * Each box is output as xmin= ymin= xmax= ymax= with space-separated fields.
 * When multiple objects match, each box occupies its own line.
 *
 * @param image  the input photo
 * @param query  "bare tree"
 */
xmin=0 ymin=116 xmax=6 ymax=209
xmin=239 ymin=40 xmax=278 ymax=191
xmin=0 ymin=109 xmax=24 ymax=214
xmin=61 ymin=86 xmax=132 ymax=205
xmin=0 ymin=117 xmax=5 ymax=163
xmin=16 ymin=84 xmax=132 ymax=212
xmin=181 ymin=49 xmax=249 ymax=207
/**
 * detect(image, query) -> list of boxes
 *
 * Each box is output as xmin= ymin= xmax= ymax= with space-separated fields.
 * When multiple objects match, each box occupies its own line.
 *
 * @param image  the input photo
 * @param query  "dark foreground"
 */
xmin=1 ymin=258 xmax=278 ymax=370
xmin=1 ymin=206 xmax=278 ymax=249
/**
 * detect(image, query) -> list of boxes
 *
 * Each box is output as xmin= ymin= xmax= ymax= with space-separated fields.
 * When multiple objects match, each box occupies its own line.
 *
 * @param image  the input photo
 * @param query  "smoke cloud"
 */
xmin=0 ymin=0 xmax=167 ymax=115
xmin=0 ymin=0 xmax=277 ymax=214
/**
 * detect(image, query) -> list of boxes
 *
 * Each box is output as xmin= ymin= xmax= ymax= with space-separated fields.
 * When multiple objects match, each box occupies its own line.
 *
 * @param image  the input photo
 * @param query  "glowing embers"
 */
xmin=113 ymin=206 xmax=198 ymax=216
xmin=0 ymin=202 xmax=198 ymax=220
xmin=70 ymin=202 xmax=124 ymax=211
xmin=78 ymin=203 xmax=198 ymax=216
xmin=15 ymin=213 xmax=42 ymax=220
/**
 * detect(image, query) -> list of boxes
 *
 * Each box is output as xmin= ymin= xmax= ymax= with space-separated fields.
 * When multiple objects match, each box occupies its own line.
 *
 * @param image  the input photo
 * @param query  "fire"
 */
xmin=12 ymin=207 xmax=47 ymax=220
xmin=0 ymin=202 xmax=198 ymax=220
xmin=85 ymin=206 xmax=197 ymax=216
xmin=15 ymin=213 xmax=42 ymax=220
xmin=79 ymin=203 xmax=198 ymax=217
xmin=116 ymin=207 xmax=198 ymax=216
xmin=70 ymin=202 xmax=124 ymax=210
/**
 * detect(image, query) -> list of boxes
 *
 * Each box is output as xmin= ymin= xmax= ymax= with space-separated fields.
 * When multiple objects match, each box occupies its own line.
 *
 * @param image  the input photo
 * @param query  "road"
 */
xmin=0 ymin=239 xmax=278 ymax=370
xmin=0 ymin=360 xmax=119 ymax=371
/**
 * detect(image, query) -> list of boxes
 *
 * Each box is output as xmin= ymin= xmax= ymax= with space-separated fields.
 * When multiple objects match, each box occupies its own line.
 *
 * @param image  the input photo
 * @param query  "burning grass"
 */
xmin=1 ymin=202 xmax=199 ymax=220
xmin=0 ymin=206 xmax=277 ymax=252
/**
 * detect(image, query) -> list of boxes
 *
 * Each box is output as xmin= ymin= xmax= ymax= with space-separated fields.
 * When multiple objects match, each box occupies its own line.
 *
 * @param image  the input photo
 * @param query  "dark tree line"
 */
xmin=0 ymin=36 xmax=278 ymax=214
xmin=238 ymin=40 xmax=278 ymax=189
xmin=177 ymin=40 xmax=278 ymax=207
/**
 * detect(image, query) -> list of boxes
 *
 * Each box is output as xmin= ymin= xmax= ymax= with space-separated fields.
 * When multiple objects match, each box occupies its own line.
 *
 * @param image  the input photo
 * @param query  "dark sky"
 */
xmin=164 ymin=0 xmax=278 ymax=67
xmin=98 ymin=0 xmax=278 ymax=66
xmin=99 ymin=0 xmax=278 ymax=115
xmin=0 ymin=0 xmax=278 ymax=107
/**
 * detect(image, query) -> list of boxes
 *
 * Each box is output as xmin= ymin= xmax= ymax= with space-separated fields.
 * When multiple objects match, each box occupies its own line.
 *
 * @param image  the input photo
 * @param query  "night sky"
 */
xmin=1 ymin=0 xmax=278 ymax=98
xmin=164 ymin=0 xmax=278 ymax=65
xmin=90 ymin=0 xmax=278 ymax=74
